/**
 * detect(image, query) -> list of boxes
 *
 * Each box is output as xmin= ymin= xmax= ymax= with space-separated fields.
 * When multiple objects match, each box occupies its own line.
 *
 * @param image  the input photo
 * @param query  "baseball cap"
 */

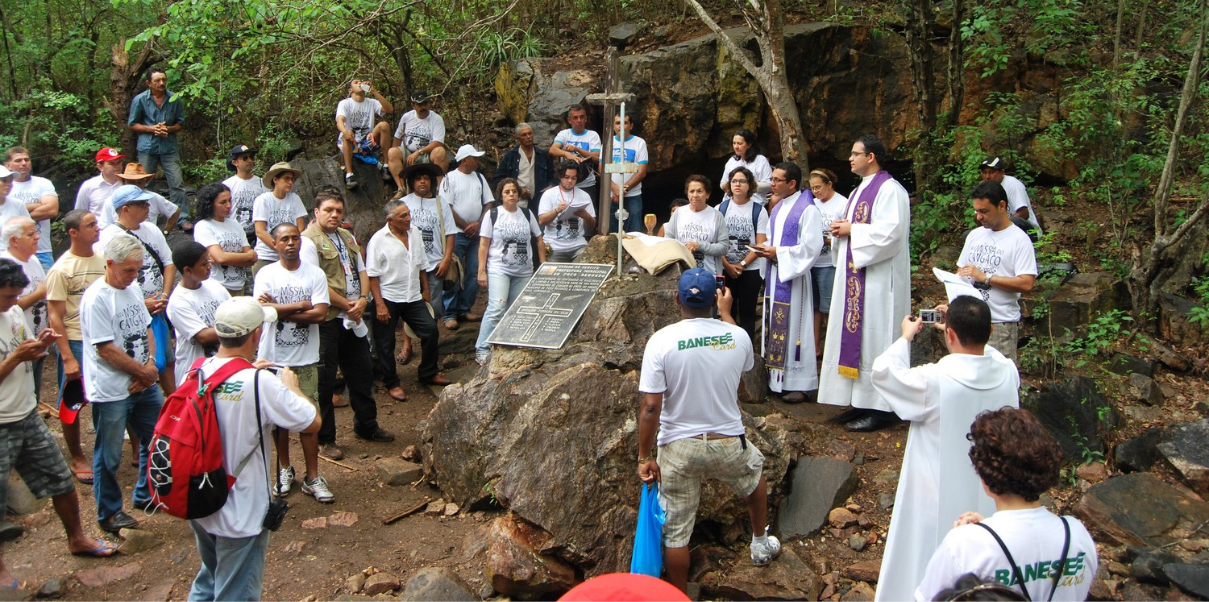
xmin=678 ymin=267 xmax=718 ymax=308
xmin=110 ymin=184 xmax=155 ymax=209
xmin=980 ymin=156 xmax=1006 ymax=171
xmin=58 ymin=379 xmax=88 ymax=424
xmin=226 ymin=144 xmax=258 ymax=171
xmin=410 ymin=90 xmax=432 ymax=104
xmin=0 ymin=166 xmax=11 ymax=179
xmin=453 ymin=144 xmax=485 ymax=163
xmin=214 ymin=297 xmax=277 ymax=338
xmin=95 ymin=148 xmax=124 ymax=162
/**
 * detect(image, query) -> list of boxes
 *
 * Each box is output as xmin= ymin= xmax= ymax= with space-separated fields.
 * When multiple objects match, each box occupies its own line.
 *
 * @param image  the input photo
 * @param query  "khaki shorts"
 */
xmin=989 ymin=322 xmax=1019 ymax=363
xmin=658 ymin=435 xmax=764 ymax=548
xmin=290 ymin=363 xmax=320 ymax=409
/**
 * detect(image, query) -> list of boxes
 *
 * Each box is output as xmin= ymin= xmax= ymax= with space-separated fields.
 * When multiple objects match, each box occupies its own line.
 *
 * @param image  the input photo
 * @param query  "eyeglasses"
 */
xmin=730 ymin=179 xmax=749 ymax=185
xmin=850 ymin=151 xmax=868 ymax=157
xmin=770 ymin=176 xmax=788 ymax=183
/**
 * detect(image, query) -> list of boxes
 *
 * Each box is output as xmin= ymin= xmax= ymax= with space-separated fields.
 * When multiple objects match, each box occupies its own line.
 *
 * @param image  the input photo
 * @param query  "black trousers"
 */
xmin=725 ymin=268 xmax=764 ymax=343
xmin=317 ymin=318 xmax=379 ymax=444
xmin=371 ymin=297 xmax=439 ymax=386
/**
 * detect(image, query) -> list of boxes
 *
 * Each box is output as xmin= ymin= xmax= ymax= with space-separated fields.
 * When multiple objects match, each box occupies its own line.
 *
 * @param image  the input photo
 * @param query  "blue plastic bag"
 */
xmin=630 ymin=482 xmax=666 ymax=577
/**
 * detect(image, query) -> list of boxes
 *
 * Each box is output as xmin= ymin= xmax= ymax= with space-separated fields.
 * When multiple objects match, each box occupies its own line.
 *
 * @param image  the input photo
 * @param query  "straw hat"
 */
xmin=119 ymin=163 xmax=156 ymax=182
xmin=262 ymin=162 xmax=303 ymax=189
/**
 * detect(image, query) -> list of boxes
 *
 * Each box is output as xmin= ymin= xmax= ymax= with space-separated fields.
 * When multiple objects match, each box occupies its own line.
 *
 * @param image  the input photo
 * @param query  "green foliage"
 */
xmin=1189 ymin=277 xmax=1209 ymax=328
xmin=1063 ymin=309 xmax=1133 ymax=368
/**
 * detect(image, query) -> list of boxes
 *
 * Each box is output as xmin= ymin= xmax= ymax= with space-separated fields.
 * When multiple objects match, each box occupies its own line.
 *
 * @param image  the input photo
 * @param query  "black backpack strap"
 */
xmin=751 ymin=201 xmax=761 ymax=226
xmin=975 ymin=522 xmax=1033 ymax=602
xmin=489 ymin=207 xmax=498 ymax=237
xmin=1048 ymin=517 xmax=1071 ymax=602
xmin=253 ymin=369 xmax=271 ymax=501
xmin=719 ymin=199 xmax=731 ymax=215
xmin=117 ymin=223 xmax=166 ymax=277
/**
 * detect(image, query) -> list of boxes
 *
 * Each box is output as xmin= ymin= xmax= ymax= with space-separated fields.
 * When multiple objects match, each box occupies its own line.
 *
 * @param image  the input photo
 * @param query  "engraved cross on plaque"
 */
xmin=515 ymin=294 xmax=574 ymax=342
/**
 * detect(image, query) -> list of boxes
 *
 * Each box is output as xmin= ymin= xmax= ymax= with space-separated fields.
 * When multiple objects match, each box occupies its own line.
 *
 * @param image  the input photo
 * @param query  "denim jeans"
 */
xmin=91 ymin=386 xmax=163 ymax=522
xmin=441 ymin=232 xmax=480 ymax=322
xmin=475 ymin=271 xmax=530 ymax=353
xmin=609 ymin=193 xmax=643 ymax=234
xmin=56 ymin=339 xmax=85 ymax=399
xmin=188 ymin=521 xmax=270 ymax=601
xmin=139 ymin=150 xmax=190 ymax=221
xmin=36 ymin=251 xmax=53 ymax=272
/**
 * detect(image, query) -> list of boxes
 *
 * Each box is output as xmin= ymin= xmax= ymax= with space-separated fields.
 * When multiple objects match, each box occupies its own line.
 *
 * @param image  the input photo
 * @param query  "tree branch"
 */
xmin=681 ymin=0 xmax=764 ymax=77
xmin=1152 ymin=0 xmax=1206 ymax=237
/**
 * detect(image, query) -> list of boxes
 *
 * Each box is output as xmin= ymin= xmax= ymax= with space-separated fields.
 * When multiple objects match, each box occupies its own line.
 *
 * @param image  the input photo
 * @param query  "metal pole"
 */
xmin=615 ymin=102 xmax=627 ymax=277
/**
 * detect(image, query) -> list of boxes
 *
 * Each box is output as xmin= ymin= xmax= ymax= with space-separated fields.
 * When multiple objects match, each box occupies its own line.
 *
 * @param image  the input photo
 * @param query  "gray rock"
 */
xmin=1114 ymin=428 xmax=1161 ymax=472
xmin=1075 ymin=473 xmax=1209 ymax=546
xmin=75 ymin=562 xmax=142 ymax=588
xmin=608 ymin=23 xmax=643 ymax=49
xmin=375 ymin=458 xmax=423 ymax=487
xmin=1129 ymin=373 xmax=1165 ymax=406
xmin=778 ymin=457 xmax=858 ymax=539
xmin=1025 ymin=376 xmax=1119 ymax=460
xmin=848 ymin=534 xmax=868 ymax=552
xmin=1160 ymin=293 xmax=1209 ymax=347
xmin=1157 ymin=420 xmax=1209 ymax=495
xmin=399 ymin=567 xmax=480 ymax=602
xmin=345 ymin=573 xmax=366 ymax=594
xmin=1166 ymin=563 xmax=1209 ymax=599
xmin=873 ymin=467 xmax=900 ymax=486
xmin=1130 ymin=547 xmax=1180 ymax=584
xmin=705 ymin=547 xmax=821 ymax=601
xmin=36 ymin=579 xmax=64 ymax=599
xmin=878 ymin=492 xmax=895 ymax=509
xmin=1107 ymin=353 xmax=1154 ymax=378
xmin=843 ymin=560 xmax=882 ymax=582
xmin=1040 ymin=273 xmax=1131 ymax=333
xmin=6 ymin=471 xmax=45 ymax=515
xmin=117 ymin=528 xmax=162 ymax=554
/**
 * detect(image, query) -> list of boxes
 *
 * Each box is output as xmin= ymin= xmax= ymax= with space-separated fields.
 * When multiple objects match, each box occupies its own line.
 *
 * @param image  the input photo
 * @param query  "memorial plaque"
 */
xmin=486 ymin=263 xmax=614 ymax=349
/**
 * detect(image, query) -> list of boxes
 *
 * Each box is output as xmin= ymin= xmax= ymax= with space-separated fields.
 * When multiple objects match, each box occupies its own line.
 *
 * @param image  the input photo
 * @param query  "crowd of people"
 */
xmin=0 ymin=67 xmax=1083 ymax=601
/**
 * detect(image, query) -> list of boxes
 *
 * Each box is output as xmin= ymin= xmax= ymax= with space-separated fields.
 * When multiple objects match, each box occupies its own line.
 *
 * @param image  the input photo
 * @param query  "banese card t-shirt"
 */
xmin=253 ymin=262 xmax=329 ymax=367
xmin=79 ymin=278 xmax=152 ymax=402
xmin=166 ymin=279 xmax=231 ymax=387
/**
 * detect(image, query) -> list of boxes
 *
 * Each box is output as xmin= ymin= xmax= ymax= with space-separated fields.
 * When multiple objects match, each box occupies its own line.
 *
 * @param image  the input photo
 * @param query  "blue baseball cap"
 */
xmin=110 ymin=184 xmax=154 ymax=209
xmin=678 ymin=268 xmax=717 ymax=308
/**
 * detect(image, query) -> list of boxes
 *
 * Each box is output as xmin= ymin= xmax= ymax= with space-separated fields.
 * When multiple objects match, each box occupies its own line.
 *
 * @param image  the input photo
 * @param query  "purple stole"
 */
xmin=837 ymin=170 xmax=892 ymax=379
xmin=764 ymin=190 xmax=815 ymax=370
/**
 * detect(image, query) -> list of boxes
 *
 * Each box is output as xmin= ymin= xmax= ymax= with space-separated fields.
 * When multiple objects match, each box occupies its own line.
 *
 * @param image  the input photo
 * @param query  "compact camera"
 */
xmin=263 ymin=497 xmax=290 ymax=531
xmin=919 ymin=309 xmax=943 ymax=324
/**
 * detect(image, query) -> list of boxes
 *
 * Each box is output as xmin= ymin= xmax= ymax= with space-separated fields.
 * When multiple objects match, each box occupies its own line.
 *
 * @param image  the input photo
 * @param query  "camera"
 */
xmin=263 ymin=497 xmax=290 ymax=531
xmin=919 ymin=309 xmax=943 ymax=324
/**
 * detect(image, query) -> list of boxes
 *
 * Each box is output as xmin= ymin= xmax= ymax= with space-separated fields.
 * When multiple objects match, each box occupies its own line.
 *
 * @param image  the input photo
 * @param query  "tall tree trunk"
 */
xmin=946 ymin=0 xmax=965 ymax=128
xmin=107 ymin=39 xmax=157 ymax=160
xmin=904 ymin=0 xmax=938 ymax=193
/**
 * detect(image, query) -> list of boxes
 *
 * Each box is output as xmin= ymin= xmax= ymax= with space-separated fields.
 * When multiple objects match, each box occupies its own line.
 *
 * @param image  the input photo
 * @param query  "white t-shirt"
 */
xmin=669 ymin=206 xmax=722 ymax=275
xmin=0 ymin=201 xmax=31 ymax=253
xmin=439 ymin=170 xmax=492 ymax=228
xmin=553 ymin=128 xmax=602 ymax=188
xmin=813 ymin=192 xmax=849 ymax=269
xmin=335 ymin=97 xmax=386 ymax=147
xmin=253 ymin=262 xmax=328 ymax=367
xmin=80 ymin=278 xmax=152 ymax=402
xmin=194 ymin=218 xmax=251 ymax=291
xmin=721 ymin=154 xmax=773 ymax=204
xmin=720 ymin=199 xmax=770 ymax=272
xmin=537 ymin=186 xmax=595 ymax=253
xmin=609 ymin=135 xmax=649 ymax=197
xmin=402 ymin=194 xmax=456 ymax=266
xmin=98 ymin=190 xmax=177 ymax=230
xmin=191 ymin=358 xmax=316 ymax=539
xmin=957 ymin=225 xmax=1038 ymax=323
xmin=251 ymin=192 xmax=307 ymax=261
xmin=916 ymin=507 xmax=1098 ymax=602
xmin=166 ymin=279 xmax=231 ymax=386
xmin=9 ymin=176 xmax=57 ymax=255
xmin=0 ymin=306 xmax=34 ymax=423
xmin=222 ymin=174 xmax=268 ymax=238
xmin=0 ymin=251 xmax=47 ymax=334
xmin=73 ymin=174 xmax=121 ymax=216
xmin=393 ymin=110 xmax=446 ymax=153
xmin=366 ymin=225 xmax=430 ymax=303
xmin=1002 ymin=175 xmax=1042 ymax=234
xmin=639 ymin=318 xmax=753 ymax=446
xmin=480 ymin=206 xmax=542 ymax=278
xmin=95 ymin=223 xmax=174 ymax=298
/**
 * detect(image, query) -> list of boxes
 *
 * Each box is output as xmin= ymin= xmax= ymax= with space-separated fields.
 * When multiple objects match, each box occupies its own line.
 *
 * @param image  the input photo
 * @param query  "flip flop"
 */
xmin=2 ymin=579 xmax=17 ymax=589
xmin=72 ymin=468 xmax=93 ymax=484
xmin=72 ymin=541 xmax=119 ymax=557
xmin=396 ymin=347 xmax=413 ymax=365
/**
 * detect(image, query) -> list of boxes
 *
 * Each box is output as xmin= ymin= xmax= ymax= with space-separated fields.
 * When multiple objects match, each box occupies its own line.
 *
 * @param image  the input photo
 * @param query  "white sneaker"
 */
xmin=475 ymin=350 xmax=490 ymax=366
xmin=750 ymin=530 xmax=781 ymax=566
xmin=273 ymin=466 xmax=295 ymax=497
xmin=302 ymin=475 xmax=335 ymax=503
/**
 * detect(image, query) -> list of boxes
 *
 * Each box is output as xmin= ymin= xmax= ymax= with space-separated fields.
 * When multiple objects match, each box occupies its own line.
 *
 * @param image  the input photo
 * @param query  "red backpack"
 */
xmin=147 ymin=357 xmax=254 ymax=519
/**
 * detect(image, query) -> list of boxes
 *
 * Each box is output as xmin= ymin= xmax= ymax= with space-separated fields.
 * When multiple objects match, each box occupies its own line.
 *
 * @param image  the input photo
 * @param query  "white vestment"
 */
xmin=870 ymin=338 xmax=1021 ymax=602
xmin=818 ymin=174 xmax=911 ymax=411
xmin=762 ymin=191 xmax=823 ymax=393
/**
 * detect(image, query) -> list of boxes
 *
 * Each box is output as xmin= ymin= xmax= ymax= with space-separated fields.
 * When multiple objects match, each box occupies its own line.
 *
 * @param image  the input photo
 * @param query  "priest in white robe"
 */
xmin=818 ymin=135 xmax=911 ymax=431
xmin=869 ymin=295 xmax=1021 ymax=602
xmin=753 ymin=162 xmax=822 ymax=402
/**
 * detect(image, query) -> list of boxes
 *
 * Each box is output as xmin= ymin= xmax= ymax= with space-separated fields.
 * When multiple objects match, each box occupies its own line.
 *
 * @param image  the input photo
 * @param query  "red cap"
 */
xmin=58 ymin=379 xmax=89 ymax=424
xmin=559 ymin=573 xmax=690 ymax=601
xmin=95 ymin=148 xmax=124 ymax=162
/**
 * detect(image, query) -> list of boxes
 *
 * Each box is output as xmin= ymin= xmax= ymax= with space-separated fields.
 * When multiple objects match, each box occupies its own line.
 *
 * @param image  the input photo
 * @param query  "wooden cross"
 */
xmin=585 ymin=45 xmax=636 ymax=238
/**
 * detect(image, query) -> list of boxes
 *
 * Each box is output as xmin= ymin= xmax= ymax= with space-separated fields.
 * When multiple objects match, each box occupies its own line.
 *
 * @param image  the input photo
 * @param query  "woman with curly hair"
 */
xmin=193 ymin=182 xmax=257 ymax=295
xmin=917 ymin=408 xmax=1099 ymax=602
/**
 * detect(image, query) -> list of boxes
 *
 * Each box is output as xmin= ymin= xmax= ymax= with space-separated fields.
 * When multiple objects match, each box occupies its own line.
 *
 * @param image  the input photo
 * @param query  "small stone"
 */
xmin=359 ymin=453 xmax=369 ymax=459
xmin=829 ymin=508 xmax=859 ymax=528
xmin=302 ymin=517 xmax=328 ymax=529
xmin=282 ymin=540 xmax=306 ymax=555
xmin=853 ymin=453 xmax=864 ymax=466
xmin=443 ymin=503 xmax=460 ymax=517
xmin=346 ymin=573 xmax=367 ymax=593
xmin=1132 ymin=547 xmax=1181 ymax=584
xmin=75 ymin=562 xmax=142 ymax=587
xmin=1075 ymin=462 xmax=1108 ymax=483
xmin=878 ymin=493 xmax=895 ymax=509
xmin=1088 ymin=578 xmax=1118 ymax=600
xmin=857 ymin=514 xmax=872 ymax=529
xmin=872 ymin=467 xmax=899 ymax=486
xmin=376 ymin=458 xmax=424 ymax=487
xmin=398 ymin=566 xmax=480 ymax=601
xmin=363 ymin=573 xmax=401 ymax=596
xmin=843 ymin=560 xmax=881 ymax=582
xmin=401 ymin=445 xmax=422 ymax=463
xmin=117 ymin=528 xmax=163 ymax=554
xmin=1129 ymin=373 xmax=1165 ymax=406
xmin=142 ymin=579 xmax=174 ymax=602
xmin=425 ymin=500 xmax=445 ymax=515
xmin=36 ymin=579 xmax=64 ymax=599
xmin=828 ymin=440 xmax=856 ymax=462
xmin=1107 ymin=561 xmax=1130 ymax=576
xmin=848 ymin=534 xmax=868 ymax=551
xmin=821 ymin=584 xmax=836 ymax=599
xmin=823 ymin=572 xmax=840 ymax=586
xmin=867 ymin=532 xmax=879 ymax=545
xmin=846 ymin=503 xmax=863 ymax=513
xmin=329 ymin=511 xmax=359 ymax=527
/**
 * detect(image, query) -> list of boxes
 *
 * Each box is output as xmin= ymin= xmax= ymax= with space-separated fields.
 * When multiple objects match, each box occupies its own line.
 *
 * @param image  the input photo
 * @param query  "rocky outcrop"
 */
xmin=1024 ymin=376 xmax=1120 ymax=460
xmin=1074 ymin=473 xmax=1209 ymax=546
xmin=424 ymin=237 xmax=797 ymax=580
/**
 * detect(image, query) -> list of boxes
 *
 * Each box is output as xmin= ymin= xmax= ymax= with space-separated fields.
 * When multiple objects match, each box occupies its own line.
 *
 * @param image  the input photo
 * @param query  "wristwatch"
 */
xmin=740 ymin=260 xmax=748 ymax=268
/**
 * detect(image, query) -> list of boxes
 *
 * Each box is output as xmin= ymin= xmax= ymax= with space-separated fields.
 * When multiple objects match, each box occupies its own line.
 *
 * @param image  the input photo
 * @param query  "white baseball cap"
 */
xmin=453 ymin=144 xmax=485 ymax=163
xmin=214 ymin=297 xmax=277 ymax=338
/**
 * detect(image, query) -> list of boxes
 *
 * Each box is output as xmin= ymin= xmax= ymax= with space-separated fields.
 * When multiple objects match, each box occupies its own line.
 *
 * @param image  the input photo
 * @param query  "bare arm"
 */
xmin=254 ymin=221 xmax=274 ymax=250
xmin=637 ymin=392 xmax=663 ymax=483
xmin=192 ymin=327 xmax=220 ymax=347
xmin=575 ymin=207 xmax=597 ymax=233
xmin=96 ymin=338 xmax=156 ymax=379
xmin=286 ymin=302 xmax=329 ymax=325
xmin=27 ymin=194 xmax=59 ymax=220
xmin=16 ymin=283 xmax=46 ymax=310
xmin=207 ymin=244 xmax=257 ymax=268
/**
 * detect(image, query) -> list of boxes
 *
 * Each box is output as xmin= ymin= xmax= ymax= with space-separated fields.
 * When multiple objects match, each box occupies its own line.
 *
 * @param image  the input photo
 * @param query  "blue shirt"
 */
xmin=127 ymin=89 xmax=184 ymax=155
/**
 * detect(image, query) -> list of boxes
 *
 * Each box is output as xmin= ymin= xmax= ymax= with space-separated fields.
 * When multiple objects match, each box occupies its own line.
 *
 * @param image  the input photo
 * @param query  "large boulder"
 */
xmin=1024 ymin=376 xmax=1120 ymax=461
xmin=1032 ymin=273 xmax=1132 ymax=334
xmin=1074 ymin=473 xmax=1209 ymax=546
xmin=1157 ymin=420 xmax=1209 ymax=496
xmin=424 ymin=248 xmax=795 ymax=580
xmin=290 ymin=156 xmax=391 ymax=246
